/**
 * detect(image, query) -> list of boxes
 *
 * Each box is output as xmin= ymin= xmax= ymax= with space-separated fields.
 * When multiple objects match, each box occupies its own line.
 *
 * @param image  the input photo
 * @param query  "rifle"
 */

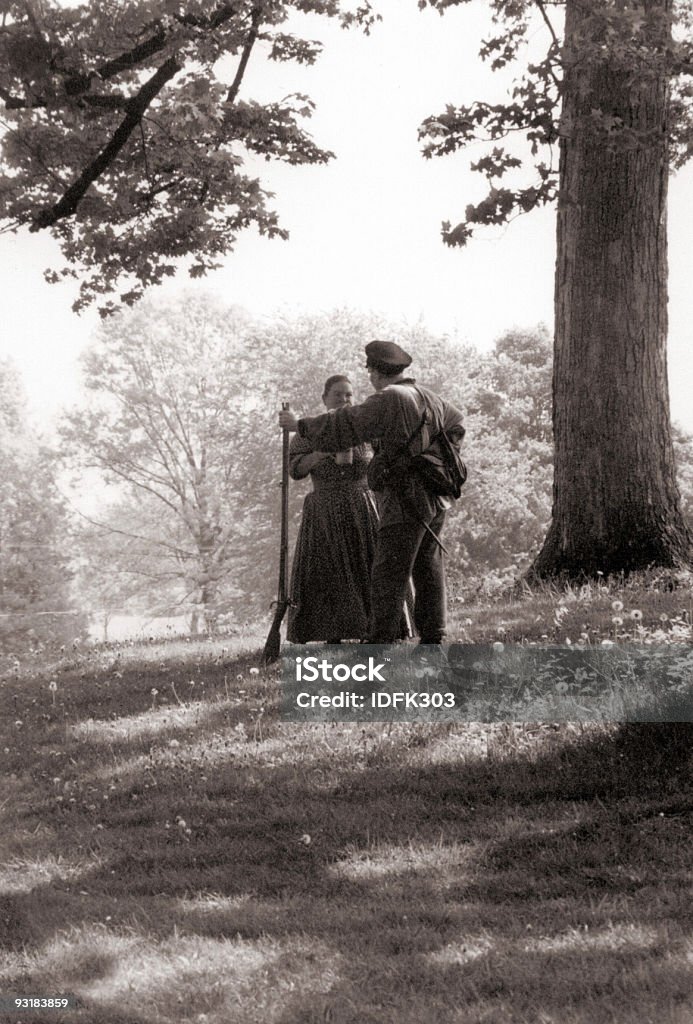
xmin=261 ymin=402 xmax=291 ymax=665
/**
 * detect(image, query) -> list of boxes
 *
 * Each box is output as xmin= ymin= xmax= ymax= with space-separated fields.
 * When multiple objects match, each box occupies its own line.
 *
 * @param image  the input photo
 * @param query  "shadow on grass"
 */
xmin=2 ymin=702 xmax=692 ymax=1023
xmin=2 ymin=638 xmax=692 ymax=1022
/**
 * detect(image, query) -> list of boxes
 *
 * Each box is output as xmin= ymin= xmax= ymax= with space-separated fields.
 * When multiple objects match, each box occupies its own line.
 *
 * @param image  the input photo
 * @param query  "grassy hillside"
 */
xmin=0 ymin=580 xmax=691 ymax=1024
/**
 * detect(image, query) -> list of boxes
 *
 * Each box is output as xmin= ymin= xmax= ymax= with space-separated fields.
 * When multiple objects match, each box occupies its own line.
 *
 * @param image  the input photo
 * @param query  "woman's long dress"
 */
xmin=287 ymin=438 xmax=378 ymax=643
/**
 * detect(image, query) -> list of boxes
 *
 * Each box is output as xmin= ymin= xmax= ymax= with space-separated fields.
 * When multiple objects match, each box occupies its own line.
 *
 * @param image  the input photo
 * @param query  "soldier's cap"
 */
xmin=365 ymin=339 xmax=412 ymax=368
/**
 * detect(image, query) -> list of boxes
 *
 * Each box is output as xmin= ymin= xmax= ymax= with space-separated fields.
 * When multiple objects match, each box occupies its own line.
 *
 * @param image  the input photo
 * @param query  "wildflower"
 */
xmin=611 ymin=600 xmax=624 ymax=612
xmin=298 ymin=834 xmax=312 ymax=845
xmin=249 ymin=667 xmax=260 ymax=676
xmin=177 ymin=817 xmax=187 ymax=829
xmin=555 ymin=681 xmax=570 ymax=694
xmin=169 ymin=739 xmax=180 ymax=748
xmin=601 ymin=639 xmax=615 ymax=647
xmin=151 ymin=688 xmax=159 ymax=697
xmin=565 ymin=638 xmax=572 ymax=645
xmin=630 ymin=609 xmax=643 ymax=621
xmin=492 ymin=641 xmax=504 ymax=651
xmin=49 ymin=680 xmax=58 ymax=692
xmin=612 ymin=616 xmax=623 ymax=627
xmin=659 ymin=613 xmax=669 ymax=622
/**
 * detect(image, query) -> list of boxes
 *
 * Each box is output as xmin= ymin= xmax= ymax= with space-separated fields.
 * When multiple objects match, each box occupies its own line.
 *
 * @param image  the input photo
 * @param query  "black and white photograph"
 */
xmin=0 ymin=0 xmax=692 ymax=1021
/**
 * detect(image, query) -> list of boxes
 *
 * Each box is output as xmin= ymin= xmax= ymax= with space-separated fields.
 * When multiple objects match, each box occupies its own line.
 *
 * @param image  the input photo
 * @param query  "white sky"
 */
xmin=1 ymin=0 xmax=692 ymax=433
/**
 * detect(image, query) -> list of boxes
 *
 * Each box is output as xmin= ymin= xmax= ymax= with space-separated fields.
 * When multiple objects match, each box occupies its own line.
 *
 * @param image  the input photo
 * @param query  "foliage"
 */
xmin=0 ymin=0 xmax=376 ymax=313
xmin=446 ymin=325 xmax=553 ymax=592
xmin=0 ymin=359 xmax=86 ymax=652
xmin=673 ymin=424 xmax=693 ymax=529
xmin=60 ymin=299 xmax=693 ymax=622
xmin=418 ymin=0 xmax=693 ymax=246
xmin=74 ymin=500 xmax=198 ymax=639
xmin=60 ymin=294 xmax=256 ymax=630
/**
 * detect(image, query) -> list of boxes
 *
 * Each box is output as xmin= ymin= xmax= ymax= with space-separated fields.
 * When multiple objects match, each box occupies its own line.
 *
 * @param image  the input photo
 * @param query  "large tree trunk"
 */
xmin=531 ymin=0 xmax=691 ymax=577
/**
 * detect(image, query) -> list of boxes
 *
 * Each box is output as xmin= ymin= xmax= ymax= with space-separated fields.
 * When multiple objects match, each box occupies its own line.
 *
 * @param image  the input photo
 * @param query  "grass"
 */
xmin=0 ymin=581 xmax=691 ymax=1024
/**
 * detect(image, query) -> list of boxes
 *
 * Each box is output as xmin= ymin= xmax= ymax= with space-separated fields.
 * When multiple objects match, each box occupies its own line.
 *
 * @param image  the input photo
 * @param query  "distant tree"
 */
xmin=0 ymin=360 xmax=85 ymax=651
xmin=61 ymin=301 xmax=693 ymax=621
xmin=0 ymin=0 xmax=376 ymax=314
xmin=443 ymin=326 xmax=553 ymax=591
xmin=673 ymin=425 xmax=693 ymax=532
xmin=61 ymin=294 xmax=253 ymax=631
xmin=75 ymin=503 xmax=181 ymax=639
xmin=420 ymin=0 xmax=693 ymax=576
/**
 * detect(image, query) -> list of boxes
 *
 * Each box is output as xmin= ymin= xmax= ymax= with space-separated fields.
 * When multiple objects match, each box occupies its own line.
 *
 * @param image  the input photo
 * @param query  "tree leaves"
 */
xmin=419 ymin=0 xmax=693 ymax=245
xmin=0 ymin=0 xmax=373 ymax=314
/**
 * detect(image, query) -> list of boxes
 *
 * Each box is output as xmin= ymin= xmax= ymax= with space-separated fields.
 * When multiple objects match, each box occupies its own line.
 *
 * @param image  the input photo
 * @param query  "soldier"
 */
xmin=279 ymin=340 xmax=465 ymax=644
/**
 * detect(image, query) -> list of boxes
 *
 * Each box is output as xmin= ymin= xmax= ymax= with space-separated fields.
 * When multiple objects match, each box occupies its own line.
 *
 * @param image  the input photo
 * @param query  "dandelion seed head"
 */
xmin=630 ymin=609 xmax=643 ymax=621
xmin=611 ymin=600 xmax=624 ymax=612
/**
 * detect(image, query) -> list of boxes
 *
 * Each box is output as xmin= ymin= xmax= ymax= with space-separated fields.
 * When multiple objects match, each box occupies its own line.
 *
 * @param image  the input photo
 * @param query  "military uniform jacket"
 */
xmin=297 ymin=378 xmax=465 ymax=528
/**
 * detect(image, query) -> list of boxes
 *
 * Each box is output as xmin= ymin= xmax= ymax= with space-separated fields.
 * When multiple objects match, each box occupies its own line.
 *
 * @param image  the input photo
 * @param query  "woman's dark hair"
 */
xmin=322 ymin=374 xmax=351 ymax=398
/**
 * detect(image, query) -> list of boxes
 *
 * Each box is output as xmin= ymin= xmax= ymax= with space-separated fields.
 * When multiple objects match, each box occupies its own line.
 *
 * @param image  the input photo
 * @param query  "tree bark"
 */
xmin=531 ymin=0 xmax=691 ymax=577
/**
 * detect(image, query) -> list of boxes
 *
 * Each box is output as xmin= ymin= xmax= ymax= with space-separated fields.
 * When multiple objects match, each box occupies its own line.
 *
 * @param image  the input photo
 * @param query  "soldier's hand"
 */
xmin=279 ymin=408 xmax=299 ymax=432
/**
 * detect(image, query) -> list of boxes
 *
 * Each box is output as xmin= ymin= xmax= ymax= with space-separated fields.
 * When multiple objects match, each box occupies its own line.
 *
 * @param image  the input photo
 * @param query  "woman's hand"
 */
xmin=279 ymin=408 xmax=299 ymax=432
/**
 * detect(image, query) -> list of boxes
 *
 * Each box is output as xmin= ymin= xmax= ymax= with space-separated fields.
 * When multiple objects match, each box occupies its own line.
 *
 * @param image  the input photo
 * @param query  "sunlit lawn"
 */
xmin=0 ymin=585 xmax=691 ymax=1024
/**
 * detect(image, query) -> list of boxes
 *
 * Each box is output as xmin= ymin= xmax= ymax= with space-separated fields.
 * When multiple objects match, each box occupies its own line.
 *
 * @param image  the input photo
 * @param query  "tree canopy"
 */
xmin=0 ymin=359 xmax=85 ymax=651
xmin=0 ymin=0 xmax=375 ymax=313
xmin=418 ymin=0 xmax=693 ymax=247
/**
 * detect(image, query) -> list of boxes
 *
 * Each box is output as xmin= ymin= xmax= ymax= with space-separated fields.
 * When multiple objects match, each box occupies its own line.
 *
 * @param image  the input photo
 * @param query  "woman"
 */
xmin=287 ymin=374 xmax=379 ymax=644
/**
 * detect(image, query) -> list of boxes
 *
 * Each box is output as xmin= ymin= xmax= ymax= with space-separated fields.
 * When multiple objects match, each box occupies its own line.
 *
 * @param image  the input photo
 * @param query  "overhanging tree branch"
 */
xmin=533 ymin=0 xmax=560 ymax=50
xmin=227 ymin=3 xmax=263 ymax=105
xmin=62 ymin=3 xmax=239 ymax=97
xmin=31 ymin=56 xmax=181 ymax=230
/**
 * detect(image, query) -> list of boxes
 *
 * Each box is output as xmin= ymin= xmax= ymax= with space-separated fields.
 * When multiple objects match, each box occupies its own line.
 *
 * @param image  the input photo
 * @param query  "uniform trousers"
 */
xmin=367 ymin=507 xmax=447 ymax=643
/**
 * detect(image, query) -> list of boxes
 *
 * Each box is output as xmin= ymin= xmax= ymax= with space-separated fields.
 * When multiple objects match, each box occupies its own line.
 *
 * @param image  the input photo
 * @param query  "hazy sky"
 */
xmin=1 ymin=0 xmax=692 ymax=431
